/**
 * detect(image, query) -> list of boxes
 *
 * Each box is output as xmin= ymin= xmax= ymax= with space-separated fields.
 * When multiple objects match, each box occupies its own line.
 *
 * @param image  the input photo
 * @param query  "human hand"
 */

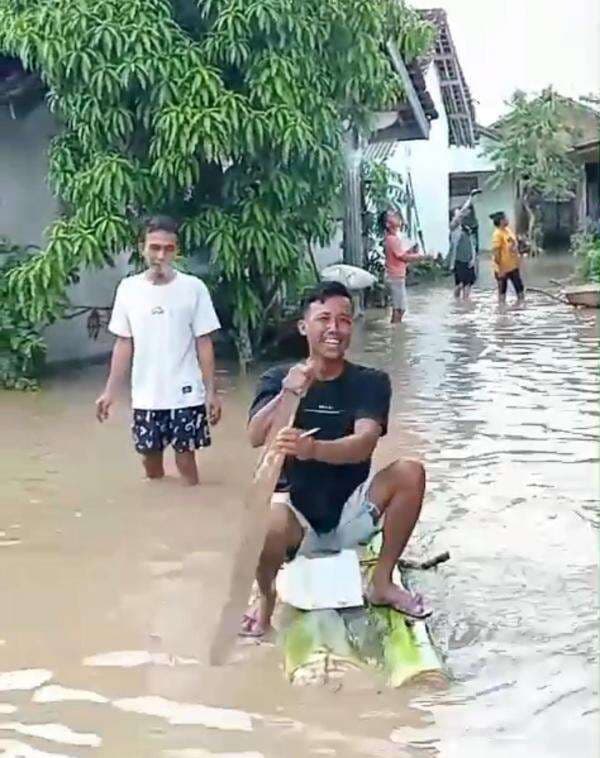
xmin=207 ymin=392 xmax=222 ymax=425
xmin=282 ymin=361 xmax=315 ymax=397
xmin=274 ymin=427 xmax=317 ymax=461
xmin=95 ymin=392 xmax=114 ymax=423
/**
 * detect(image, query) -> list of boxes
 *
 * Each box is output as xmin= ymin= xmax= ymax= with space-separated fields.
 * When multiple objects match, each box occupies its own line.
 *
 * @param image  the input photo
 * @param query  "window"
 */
xmin=449 ymin=174 xmax=479 ymax=197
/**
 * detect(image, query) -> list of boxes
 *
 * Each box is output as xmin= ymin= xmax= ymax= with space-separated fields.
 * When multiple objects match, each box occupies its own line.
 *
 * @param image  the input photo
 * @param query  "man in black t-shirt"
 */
xmin=241 ymin=282 xmax=429 ymax=638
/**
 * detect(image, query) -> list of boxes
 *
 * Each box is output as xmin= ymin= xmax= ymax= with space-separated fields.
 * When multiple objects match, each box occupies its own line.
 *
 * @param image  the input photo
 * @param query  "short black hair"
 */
xmin=378 ymin=210 xmax=389 ymax=232
xmin=302 ymin=281 xmax=353 ymax=314
xmin=378 ymin=208 xmax=403 ymax=232
xmin=141 ymin=214 xmax=180 ymax=240
xmin=490 ymin=211 xmax=506 ymax=228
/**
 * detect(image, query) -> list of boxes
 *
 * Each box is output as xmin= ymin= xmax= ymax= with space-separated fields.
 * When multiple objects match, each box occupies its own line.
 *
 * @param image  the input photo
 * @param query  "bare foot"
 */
xmin=366 ymin=582 xmax=432 ymax=620
xmin=239 ymin=592 xmax=276 ymax=638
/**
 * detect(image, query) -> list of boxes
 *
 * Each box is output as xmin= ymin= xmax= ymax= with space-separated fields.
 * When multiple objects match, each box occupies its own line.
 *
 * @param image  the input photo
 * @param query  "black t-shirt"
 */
xmin=248 ymin=362 xmax=391 ymax=534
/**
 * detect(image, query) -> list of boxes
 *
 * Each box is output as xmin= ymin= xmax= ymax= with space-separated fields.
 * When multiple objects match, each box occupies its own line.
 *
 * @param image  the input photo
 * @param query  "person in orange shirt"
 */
xmin=380 ymin=210 xmax=423 ymax=323
xmin=490 ymin=212 xmax=525 ymax=304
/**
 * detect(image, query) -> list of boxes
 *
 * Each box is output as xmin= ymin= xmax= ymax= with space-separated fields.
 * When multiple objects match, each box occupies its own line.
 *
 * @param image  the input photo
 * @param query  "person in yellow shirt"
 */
xmin=490 ymin=212 xmax=525 ymax=304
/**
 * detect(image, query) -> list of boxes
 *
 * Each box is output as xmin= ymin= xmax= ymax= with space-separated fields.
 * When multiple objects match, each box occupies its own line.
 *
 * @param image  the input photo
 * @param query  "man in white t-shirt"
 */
xmin=95 ymin=215 xmax=221 ymax=486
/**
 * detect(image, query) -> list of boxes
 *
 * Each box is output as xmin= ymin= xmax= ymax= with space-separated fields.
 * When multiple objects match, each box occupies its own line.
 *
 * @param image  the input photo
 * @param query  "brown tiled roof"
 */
xmin=418 ymin=8 xmax=477 ymax=147
xmin=404 ymin=58 xmax=438 ymax=122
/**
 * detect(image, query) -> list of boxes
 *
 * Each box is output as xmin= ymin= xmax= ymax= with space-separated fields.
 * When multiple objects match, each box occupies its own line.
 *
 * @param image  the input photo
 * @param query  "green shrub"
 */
xmin=0 ymin=239 xmax=45 ymax=389
xmin=570 ymin=231 xmax=600 ymax=282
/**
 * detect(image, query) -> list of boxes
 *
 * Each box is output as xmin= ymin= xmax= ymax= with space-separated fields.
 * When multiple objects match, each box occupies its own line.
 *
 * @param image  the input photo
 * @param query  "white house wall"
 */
xmin=0 ymin=103 xmax=59 ymax=247
xmin=0 ymin=102 xmax=128 ymax=364
xmin=388 ymin=64 xmax=450 ymax=257
xmin=313 ymin=223 xmax=344 ymax=268
xmin=449 ymin=138 xmax=497 ymax=174
xmin=449 ymin=138 xmax=517 ymax=249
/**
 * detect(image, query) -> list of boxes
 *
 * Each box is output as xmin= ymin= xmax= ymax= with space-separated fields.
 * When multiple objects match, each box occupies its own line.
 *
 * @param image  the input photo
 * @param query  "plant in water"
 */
xmin=0 ymin=239 xmax=45 ymax=389
xmin=0 ymin=0 xmax=434 ymax=374
xmin=570 ymin=228 xmax=600 ymax=283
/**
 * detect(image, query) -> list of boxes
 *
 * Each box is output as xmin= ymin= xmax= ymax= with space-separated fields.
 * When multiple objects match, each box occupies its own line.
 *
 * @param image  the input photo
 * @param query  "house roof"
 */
xmin=417 ymin=8 xmax=477 ymax=148
xmin=490 ymin=93 xmax=600 ymax=152
xmin=368 ymin=43 xmax=439 ymax=145
xmin=475 ymin=123 xmax=501 ymax=142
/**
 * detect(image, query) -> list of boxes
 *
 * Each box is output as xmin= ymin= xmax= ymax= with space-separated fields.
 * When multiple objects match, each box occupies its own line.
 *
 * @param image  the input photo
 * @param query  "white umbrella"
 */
xmin=320 ymin=263 xmax=376 ymax=291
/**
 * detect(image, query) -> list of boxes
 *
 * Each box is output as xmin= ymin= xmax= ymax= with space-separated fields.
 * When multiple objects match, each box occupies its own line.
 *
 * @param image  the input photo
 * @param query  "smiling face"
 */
xmin=300 ymin=294 xmax=354 ymax=362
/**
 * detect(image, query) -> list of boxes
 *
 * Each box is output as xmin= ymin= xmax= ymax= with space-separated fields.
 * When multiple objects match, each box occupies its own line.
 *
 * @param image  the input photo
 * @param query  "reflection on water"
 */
xmin=0 ymin=255 xmax=597 ymax=757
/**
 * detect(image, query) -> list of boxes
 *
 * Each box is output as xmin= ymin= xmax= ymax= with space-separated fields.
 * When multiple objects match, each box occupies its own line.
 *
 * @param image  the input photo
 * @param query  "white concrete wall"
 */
xmin=388 ymin=64 xmax=450 ymax=257
xmin=0 ymin=103 xmax=59 ymax=247
xmin=449 ymin=137 xmax=517 ymax=249
xmin=43 ymin=253 xmax=129 ymax=363
xmin=313 ymin=223 xmax=344 ymax=268
xmin=0 ymin=102 xmax=128 ymax=364
xmin=449 ymin=137 xmax=498 ymax=174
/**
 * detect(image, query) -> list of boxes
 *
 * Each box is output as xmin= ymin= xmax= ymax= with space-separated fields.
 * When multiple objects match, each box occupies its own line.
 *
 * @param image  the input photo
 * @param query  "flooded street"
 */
xmin=0 ymin=254 xmax=598 ymax=757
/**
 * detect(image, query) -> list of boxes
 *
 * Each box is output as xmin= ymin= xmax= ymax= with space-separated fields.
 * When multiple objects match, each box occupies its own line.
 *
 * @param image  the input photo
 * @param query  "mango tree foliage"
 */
xmin=485 ymin=88 xmax=580 ymax=255
xmin=0 ymin=0 xmax=433 ymax=369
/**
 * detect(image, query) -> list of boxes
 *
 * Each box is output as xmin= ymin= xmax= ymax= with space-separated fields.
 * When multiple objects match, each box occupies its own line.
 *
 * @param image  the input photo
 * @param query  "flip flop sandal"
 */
xmin=367 ymin=599 xmax=433 ymax=621
xmin=238 ymin=612 xmax=270 ymax=638
xmin=365 ymin=587 xmax=433 ymax=620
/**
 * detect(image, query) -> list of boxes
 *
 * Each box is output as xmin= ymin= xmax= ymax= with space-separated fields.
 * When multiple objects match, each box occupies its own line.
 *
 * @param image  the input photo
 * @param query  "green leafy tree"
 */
xmin=0 ymin=0 xmax=433 ymax=377
xmin=0 ymin=240 xmax=45 ymax=389
xmin=485 ymin=88 xmax=580 ymax=255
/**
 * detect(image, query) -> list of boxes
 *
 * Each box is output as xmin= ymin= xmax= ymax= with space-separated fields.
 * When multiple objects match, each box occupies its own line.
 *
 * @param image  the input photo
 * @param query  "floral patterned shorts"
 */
xmin=132 ymin=405 xmax=211 ymax=454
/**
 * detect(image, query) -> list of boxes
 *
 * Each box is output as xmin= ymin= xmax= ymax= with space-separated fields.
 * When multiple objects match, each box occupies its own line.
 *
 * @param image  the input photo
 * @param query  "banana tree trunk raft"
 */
xmin=278 ymin=535 xmax=445 ymax=688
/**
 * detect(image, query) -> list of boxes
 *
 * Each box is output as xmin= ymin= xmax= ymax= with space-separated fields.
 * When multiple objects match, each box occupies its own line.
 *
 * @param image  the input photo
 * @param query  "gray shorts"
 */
xmin=272 ymin=476 xmax=381 ymax=557
xmin=388 ymin=276 xmax=407 ymax=310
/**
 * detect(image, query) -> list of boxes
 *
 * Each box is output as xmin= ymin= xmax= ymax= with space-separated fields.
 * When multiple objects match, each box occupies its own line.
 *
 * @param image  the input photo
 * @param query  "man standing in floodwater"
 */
xmin=381 ymin=210 xmax=423 ymax=323
xmin=450 ymin=189 xmax=480 ymax=300
xmin=95 ymin=215 xmax=222 ymax=486
xmin=490 ymin=211 xmax=525 ymax=304
xmin=240 ymin=281 xmax=430 ymax=638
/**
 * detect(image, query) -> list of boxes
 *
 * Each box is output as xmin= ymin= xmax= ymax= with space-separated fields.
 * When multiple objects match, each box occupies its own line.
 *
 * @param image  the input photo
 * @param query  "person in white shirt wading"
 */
xmin=95 ymin=215 xmax=222 ymax=486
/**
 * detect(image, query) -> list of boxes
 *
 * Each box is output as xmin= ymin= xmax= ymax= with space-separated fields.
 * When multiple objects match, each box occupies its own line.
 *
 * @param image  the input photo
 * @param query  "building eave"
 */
xmin=384 ymin=40 xmax=431 ymax=141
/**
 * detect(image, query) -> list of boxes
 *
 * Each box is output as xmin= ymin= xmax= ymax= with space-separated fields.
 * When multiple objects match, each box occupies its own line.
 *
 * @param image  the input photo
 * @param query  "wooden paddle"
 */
xmin=209 ymin=385 xmax=305 ymax=665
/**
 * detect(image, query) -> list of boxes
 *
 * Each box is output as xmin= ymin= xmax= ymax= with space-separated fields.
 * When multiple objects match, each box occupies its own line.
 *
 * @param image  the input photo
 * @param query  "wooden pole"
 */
xmin=209 ymin=388 xmax=303 ymax=665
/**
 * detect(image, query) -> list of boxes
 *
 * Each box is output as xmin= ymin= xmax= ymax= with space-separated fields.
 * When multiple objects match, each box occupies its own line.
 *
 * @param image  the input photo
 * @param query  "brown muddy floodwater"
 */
xmin=0 ymin=254 xmax=598 ymax=758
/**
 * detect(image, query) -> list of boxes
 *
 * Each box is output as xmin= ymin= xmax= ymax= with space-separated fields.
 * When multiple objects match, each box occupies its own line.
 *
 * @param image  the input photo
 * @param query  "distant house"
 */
xmin=316 ymin=18 xmax=450 ymax=269
xmin=448 ymin=124 xmax=517 ymax=252
xmin=315 ymin=7 xmax=480 ymax=268
xmin=379 ymin=7 xmax=480 ymax=257
xmin=532 ymin=98 xmax=599 ymax=244
xmin=332 ymin=42 xmax=439 ymax=270
xmin=453 ymin=98 xmax=600 ymax=249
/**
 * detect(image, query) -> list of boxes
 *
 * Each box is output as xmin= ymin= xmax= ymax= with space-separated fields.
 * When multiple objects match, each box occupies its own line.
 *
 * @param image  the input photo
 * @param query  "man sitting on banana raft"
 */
xmin=240 ymin=281 xmax=431 ymax=638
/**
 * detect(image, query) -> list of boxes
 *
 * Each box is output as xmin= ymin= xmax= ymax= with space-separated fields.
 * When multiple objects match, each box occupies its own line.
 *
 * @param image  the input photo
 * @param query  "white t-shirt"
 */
xmin=108 ymin=271 xmax=221 ymax=410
